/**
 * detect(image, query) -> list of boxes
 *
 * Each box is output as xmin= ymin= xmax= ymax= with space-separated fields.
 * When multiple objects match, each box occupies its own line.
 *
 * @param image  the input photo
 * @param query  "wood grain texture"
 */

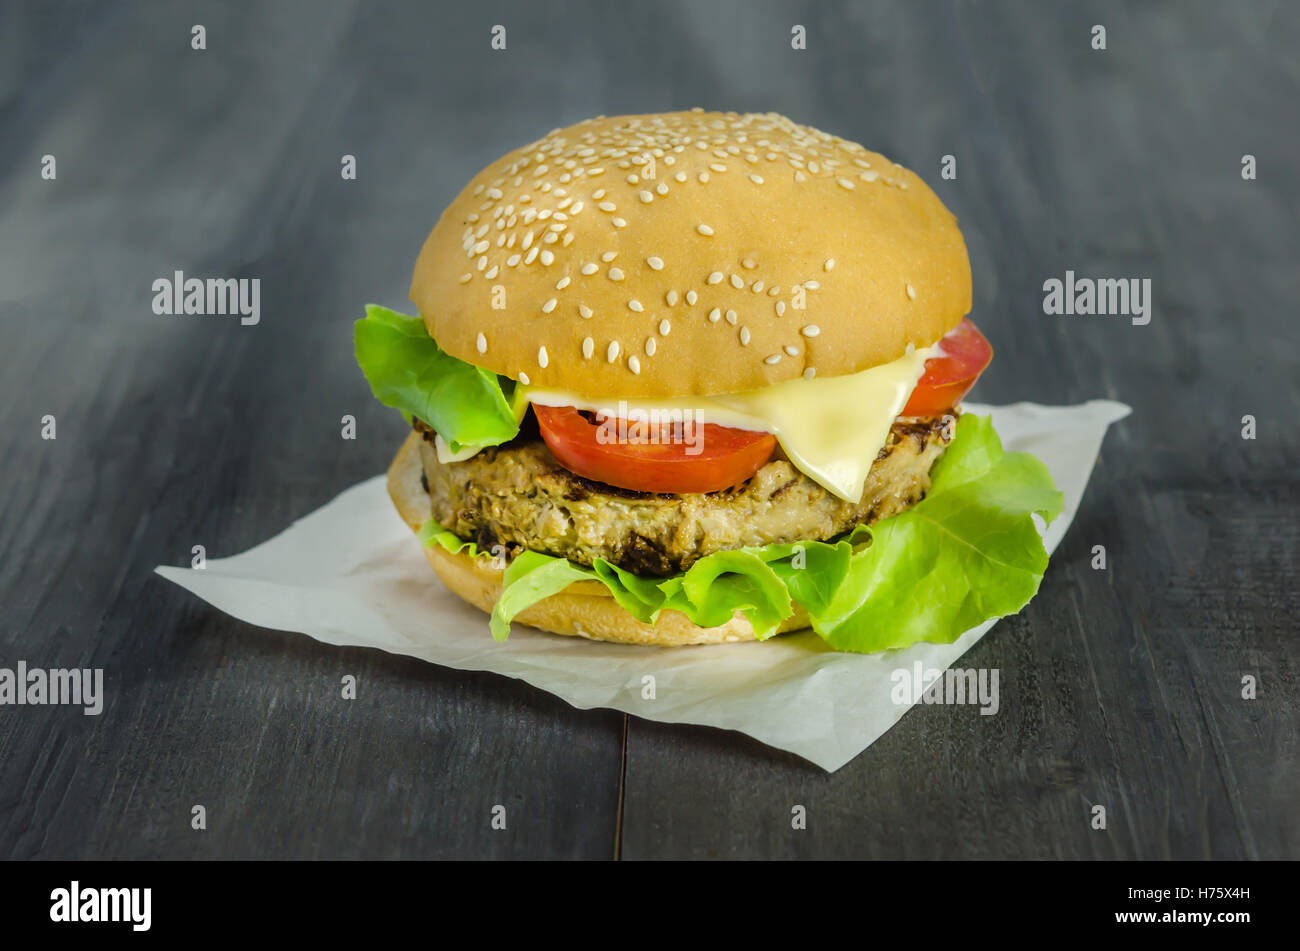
xmin=0 ymin=0 xmax=1295 ymax=860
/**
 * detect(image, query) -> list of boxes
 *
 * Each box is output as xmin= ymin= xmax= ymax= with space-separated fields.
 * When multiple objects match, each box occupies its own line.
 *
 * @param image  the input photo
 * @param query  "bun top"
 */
xmin=411 ymin=110 xmax=971 ymax=398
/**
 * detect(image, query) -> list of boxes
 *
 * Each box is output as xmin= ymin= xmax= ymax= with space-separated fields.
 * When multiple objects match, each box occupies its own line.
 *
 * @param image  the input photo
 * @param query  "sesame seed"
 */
xmin=581 ymin=262 xmax=599 ymax=275
xmin=749 ymin=174 xmax=764 ymax=185
xmin=804 ymin=280 xmax=820 ymax=290
xmin=459 ymin=273 xmax=473 ymax=284
xmin=698 ymin=171 xmax=710 ymax=183
xmin=697 ymin=224 xmax=715 ymax=237
xmin=485 ymin=266 xmax=499 ymax=279
xmin=764 ymin=353 xmax=782 ymax=365
xmin=647 ymin=256 xmax=664 ymax=271
xmin=601 ymin=251 xmax=618 ymax=262
xmin=776 ymin=301 xmax=787 ymax=316
xmin=628 ymin=299 xmax=644 ymax=312
xmin=860 ymin=170 xmax=879 ymax=182
xmin=582 ymin=336 xmax=594 ymax=359
xmin=656 ymin=183 xmax=668 ymax=195
xmin=707 ymin=307 xmax=720 ymax=323
xmin=739 ymin=327 xmax=751 ymax=345
xmin=556 ymin=276 xmax=571 ymax=289
xmin=542 ymin=298 xmax=557 ymax=313
xmin=837 ymin=178 xmax=855 ymax=190
xmin=598 ymin=201 xmax=616 ymax=212
xmin=579 ymin=304 xmax=593 ymax=318
xmin=686 ymin=290 xmax=698 ymax=305
xmin=538 ymin=346 xmax=549 ymax=367
xmin=612 ymin=217 xmax=627 ymax=227
xmin=645 ymin=337 xmax=657 ymax=356
xmin=725 ymin=309 xmax=737 ymax=325
xmin=707 ymin=271 xmax=724 ymax=284
xmin=476 ymin=332 xmax=487 ymax=353
xmin=906 ymin=283 xmax=916 ymax=300
xmin=710 ymin=163 xmax=727 ymax=173
xmin=666 ymin=290 xmax=679 ymax=306
xmin=659 ymin=319 xmax=671 ymax=335
xmin=742 ymin=257 xmax=757 ymax=269
xmin=639 ymin=190 xmax=653 ymax=203
xmin=540 ymin=250 xmax=555 ymax=266
xmin=794 ymin=171 xmax=806 ymax=182
xmin=524 ymin=247 xmax=539 ymax=265
xmin=752 ymin=281 xmax=764 ymax=293
xmin=628 ymin=355 xmax=641 ymax=374
xmin=609 ymin=267 xmax=625 ymax=281
xmin=730 ymin=274 xmax=744 ymax=289
xmin=606 ymin=341 xmax=620 ymax=362
xmin=519 ymin=371 xmax=530 ymax=385
xmin=801 ymin=324 xmax=821 ymax=337
xmin=784 ymin=344 xmax=799 ymax=356
xmin=674 ymin=171 xmax=687 ymax=183
xmin=803 ymin=367 xmax=816 ymax=381
xmin=824 ymin=258 xmax=835 ymax=271
xmin=507 ymin=255 xmax=521 ymax=267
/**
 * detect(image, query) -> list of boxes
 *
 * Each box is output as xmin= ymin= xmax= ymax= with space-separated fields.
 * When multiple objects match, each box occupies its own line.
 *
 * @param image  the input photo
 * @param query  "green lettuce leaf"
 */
xmin=419 ymin=414 xmax=1064 ymax=653
xmin=812 ymin=415 xmax=1063 ymax=651
xmin=490 ymin=552 xmax=597 ymax=642
xmin=354 ymin=305 xmax=519 ymax=453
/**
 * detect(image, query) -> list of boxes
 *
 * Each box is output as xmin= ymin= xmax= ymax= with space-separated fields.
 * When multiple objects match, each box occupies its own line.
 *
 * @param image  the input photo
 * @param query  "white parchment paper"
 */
xmin=156 ymin=400 xmax=1130 ymax=771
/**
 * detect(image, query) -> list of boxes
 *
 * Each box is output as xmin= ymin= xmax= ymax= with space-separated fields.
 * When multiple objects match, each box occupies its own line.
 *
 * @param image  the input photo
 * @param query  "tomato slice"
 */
xmin=901 ymin=317 xmax=994 ymax=416
xmin=534 ymin=404 xmax=776 ymax=494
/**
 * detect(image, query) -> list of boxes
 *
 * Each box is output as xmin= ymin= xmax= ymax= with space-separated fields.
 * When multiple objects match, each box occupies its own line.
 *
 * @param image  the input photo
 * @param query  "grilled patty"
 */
xmin=416 ymin=414 xmax=954 ymax=575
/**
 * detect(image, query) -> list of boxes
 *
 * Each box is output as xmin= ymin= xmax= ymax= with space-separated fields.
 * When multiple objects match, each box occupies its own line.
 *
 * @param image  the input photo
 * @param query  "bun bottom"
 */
xmin=387 ymin=432 xmax=810 ymax=646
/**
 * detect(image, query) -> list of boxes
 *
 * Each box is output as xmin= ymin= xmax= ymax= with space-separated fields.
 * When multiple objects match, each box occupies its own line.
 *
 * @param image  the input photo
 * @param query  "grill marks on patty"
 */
xmin=416 ymin=415 xmax=954 ymax=575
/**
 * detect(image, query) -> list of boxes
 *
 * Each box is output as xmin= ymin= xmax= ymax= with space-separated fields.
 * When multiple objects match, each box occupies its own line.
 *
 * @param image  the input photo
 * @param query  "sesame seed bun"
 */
xmin=387 ymin=432 xmax=810 ymax=645
xmin=411 ymin=109 xmax=971 ymax=398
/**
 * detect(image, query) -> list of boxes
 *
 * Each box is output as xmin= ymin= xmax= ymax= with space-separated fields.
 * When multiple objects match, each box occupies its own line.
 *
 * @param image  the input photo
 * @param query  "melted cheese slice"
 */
xmin=522 ymin=343 xmax=938 ymax=502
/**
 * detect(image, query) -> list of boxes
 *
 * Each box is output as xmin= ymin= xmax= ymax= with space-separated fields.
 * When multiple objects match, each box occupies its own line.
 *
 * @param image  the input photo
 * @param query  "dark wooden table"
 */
xmin=2 ymin=0 xmax=1296 ymax=860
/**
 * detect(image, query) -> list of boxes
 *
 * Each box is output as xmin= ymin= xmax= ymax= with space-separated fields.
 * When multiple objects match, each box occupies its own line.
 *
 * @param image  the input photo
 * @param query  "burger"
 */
xmin=356 ymin=110 xmax=1062 ymax=651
